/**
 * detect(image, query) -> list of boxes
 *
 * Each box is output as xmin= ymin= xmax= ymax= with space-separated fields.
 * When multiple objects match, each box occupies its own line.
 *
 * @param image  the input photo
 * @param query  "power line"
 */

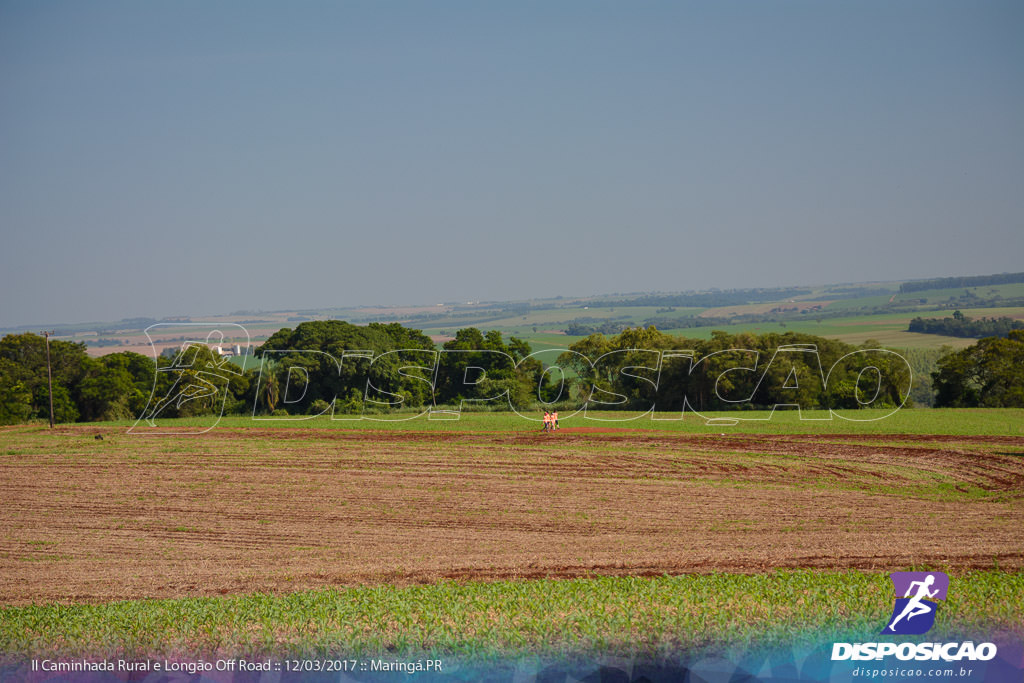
xmin=40 ymin=330 xmax=55 ymax=428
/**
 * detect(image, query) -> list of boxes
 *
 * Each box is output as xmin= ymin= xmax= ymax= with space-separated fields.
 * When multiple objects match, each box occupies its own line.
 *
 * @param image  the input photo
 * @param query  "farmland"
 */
xmin=1 ymin=411 xmax=1022 ymax=659
xmin=3 ymin=413 xmax=1022 ymax=602
xmin=17 ymin=279 xmax=1024 ymax=359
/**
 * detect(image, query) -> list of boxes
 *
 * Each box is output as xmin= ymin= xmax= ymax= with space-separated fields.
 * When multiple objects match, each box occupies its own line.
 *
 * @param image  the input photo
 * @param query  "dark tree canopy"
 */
xmin=0 ymin=333 xmax=156 ymax=424
xmin=2 ymin=321 xmax=1021 ymax=424
xmin=933 ymin=330 xmax=1024 ymax=408
xmin=909 ymin=312 xmax=1024 ymax=339
xmin=558 ymin=328 xmax=912 ymax=413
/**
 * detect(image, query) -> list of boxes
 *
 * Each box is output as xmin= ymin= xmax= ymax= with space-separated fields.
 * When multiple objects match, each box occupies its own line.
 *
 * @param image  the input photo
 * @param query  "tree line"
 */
xmin=0 ymin=322 xmax=551 ymax=424
xmin=556 ymin=327 xmax=912 ymax=413
xmin=0 ymin=334 xmax=157 ymax=424
xmin=255 ymin=321 xmax=552 ymax=415
xmin=1 ymin=320 xmax=1022 ymax=425
xmin=908 ymin=311 xmax=1024 ymax=338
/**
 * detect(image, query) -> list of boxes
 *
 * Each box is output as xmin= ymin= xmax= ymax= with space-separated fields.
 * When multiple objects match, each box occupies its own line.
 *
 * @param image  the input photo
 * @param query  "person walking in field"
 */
xmin=552 ymin=410 xmax=559 ymax=430
xmin=542 ymin=411 xmax=550 ymax=431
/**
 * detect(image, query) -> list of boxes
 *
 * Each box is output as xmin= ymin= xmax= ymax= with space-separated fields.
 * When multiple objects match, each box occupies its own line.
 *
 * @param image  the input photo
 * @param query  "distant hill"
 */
xmin=5 ymin=270 xmax=1024 ymax=357
xmin=899 ymin=271 xmax=1024 ymax=294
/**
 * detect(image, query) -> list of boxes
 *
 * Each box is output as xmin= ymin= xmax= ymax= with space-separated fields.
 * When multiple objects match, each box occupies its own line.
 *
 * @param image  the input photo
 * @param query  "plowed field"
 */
xmin=1 ymin=425 xmax=1022 ymax=605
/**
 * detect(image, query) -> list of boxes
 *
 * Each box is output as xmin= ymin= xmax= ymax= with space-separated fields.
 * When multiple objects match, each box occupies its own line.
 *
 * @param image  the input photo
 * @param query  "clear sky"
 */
xmin=1 ymin=1 xmax=1022 ymax=327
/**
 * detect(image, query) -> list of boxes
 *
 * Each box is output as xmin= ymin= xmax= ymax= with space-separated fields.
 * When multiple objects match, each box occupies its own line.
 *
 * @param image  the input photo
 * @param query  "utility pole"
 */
xmin=41 ymin=331 xmax=55 ymax=428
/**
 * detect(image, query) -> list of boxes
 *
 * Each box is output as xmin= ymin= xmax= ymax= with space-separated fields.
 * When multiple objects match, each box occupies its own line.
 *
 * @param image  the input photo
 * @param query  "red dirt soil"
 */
xmin=1 ymin=426 xmax=1022 ymax=605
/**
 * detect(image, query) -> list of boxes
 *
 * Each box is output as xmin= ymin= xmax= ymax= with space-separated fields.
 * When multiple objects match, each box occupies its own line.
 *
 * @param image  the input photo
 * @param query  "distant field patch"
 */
xmin=662 ymin=318 xmax=976 ymax=348
xmin=698 ymin=301 xmax=833 ymax=318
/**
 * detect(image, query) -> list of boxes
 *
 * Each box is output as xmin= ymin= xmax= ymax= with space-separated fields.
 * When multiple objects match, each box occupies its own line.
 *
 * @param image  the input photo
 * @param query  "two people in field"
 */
xmin=542 ymin=410 xmax=559 ymax=432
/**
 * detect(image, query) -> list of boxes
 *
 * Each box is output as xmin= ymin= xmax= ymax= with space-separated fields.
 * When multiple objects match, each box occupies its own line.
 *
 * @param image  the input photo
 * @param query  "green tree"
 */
xmin=933 ymin=330 xmax=1024 ymax=407
xmin=0 ymin=333 xmax=90 ymax=423
xmin=0 ymin=357 xmax=33 ymax=425
xmin=77 ymin=352 xmax=156 ymax=421
xmin=261 ymin=368 xmax=281 ymax=413
xmin=260 ymin=320 xmax=435 ymax=414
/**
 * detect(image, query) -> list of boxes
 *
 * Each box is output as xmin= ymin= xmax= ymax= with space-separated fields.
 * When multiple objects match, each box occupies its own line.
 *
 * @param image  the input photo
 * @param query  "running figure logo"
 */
xmin=129 ymin=323 xmax=249 ymax=435
xmin=882 ymin=571 xmax=949 ymax=635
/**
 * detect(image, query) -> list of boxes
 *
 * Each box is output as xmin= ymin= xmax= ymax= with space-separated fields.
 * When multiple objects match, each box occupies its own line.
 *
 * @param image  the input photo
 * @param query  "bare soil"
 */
xmin=1 ymin=427 xmax=1022 ymax=605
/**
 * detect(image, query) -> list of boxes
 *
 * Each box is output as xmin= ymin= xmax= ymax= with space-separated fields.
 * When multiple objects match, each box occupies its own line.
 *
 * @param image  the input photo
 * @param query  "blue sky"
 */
xmin=1 ymin=1 xmax=1022 ymax=327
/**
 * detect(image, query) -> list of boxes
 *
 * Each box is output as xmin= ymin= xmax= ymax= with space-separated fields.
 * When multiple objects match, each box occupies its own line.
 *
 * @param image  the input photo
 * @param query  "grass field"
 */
xmin=659 ymin=309 xmax=1024 ymax=349
xmin=109 ymin=407 xmax=1024 ymax=435
xmin=411 ymin=289 xmax=1024 ymax=353
xmin=418 ymin=305 xmax=706 ymax=332
xmin=502 ymin=304 xmax=1024 ymax=352
xmin=2 ymin=412 xmax=1022 ymax=660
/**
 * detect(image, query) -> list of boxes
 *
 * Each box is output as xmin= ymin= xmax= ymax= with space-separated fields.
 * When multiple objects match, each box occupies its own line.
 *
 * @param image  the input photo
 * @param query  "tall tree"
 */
xmin=933 ymin=330 xmax=1024 ymax=407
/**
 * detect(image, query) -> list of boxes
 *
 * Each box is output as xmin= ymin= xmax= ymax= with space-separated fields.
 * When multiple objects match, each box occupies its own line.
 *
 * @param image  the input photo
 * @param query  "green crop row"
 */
xmin=2 ymin=571 xmax=1021 ymax=661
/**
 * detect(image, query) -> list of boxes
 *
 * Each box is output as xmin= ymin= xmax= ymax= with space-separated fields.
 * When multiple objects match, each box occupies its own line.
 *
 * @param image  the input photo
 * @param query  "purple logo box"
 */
xmin=890 ymin=571 xmax=949 ymax=601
